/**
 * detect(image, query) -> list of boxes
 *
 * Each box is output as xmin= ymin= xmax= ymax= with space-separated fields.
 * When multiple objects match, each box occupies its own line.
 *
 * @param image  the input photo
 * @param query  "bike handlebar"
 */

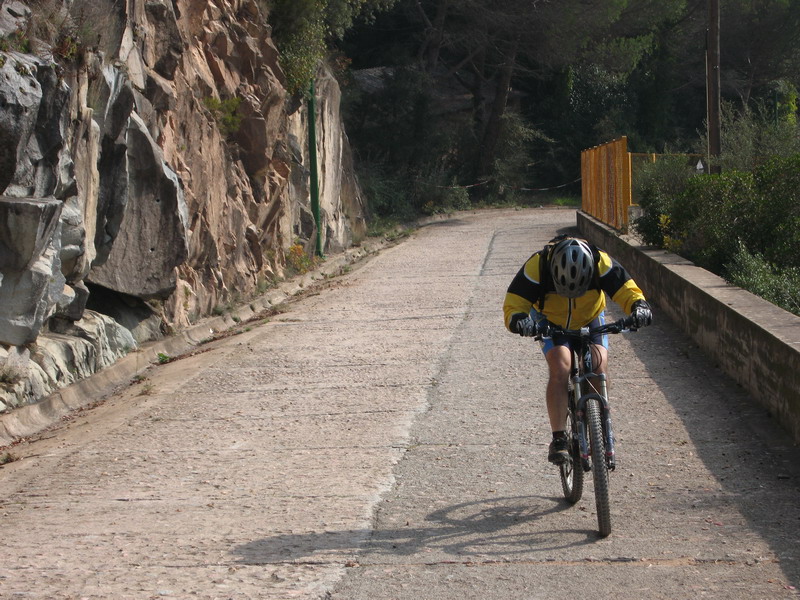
xmin=536 ymin=316 xmax=638 ymax=340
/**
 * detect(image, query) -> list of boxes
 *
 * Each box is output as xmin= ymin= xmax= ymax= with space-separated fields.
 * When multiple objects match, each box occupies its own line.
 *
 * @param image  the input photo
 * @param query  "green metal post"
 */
xmin=308 ymin=79 xmax=323 ymax=257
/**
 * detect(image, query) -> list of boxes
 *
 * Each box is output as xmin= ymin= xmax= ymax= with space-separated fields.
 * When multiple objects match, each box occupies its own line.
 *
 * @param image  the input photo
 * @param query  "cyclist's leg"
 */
xmin=591 ymin=345 xmax=609 ymax=375
xmin=588 ymin=313 xmax=610 ymax=394
xmin=544 ymin=344 xmax=571 ymax=432
xmin=588 ymin=312 xmax=610 ymax=376
xmin=542 ymin=340 xmax=572 ymax=464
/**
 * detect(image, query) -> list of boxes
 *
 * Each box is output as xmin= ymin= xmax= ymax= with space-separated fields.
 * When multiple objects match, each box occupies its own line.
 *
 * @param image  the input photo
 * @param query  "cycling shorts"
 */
xmin=537 ymin=312 xmax=608 ymax=356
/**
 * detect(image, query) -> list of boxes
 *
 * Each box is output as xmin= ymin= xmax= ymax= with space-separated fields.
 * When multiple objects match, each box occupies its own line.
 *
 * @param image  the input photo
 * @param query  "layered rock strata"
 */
xmin=0 ymin=0 xmax=367 ymax=411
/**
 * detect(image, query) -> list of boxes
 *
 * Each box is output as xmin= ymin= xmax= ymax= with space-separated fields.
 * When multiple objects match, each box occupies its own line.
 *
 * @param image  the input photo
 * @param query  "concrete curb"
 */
xmin=0 ymin=239 xmax=387 ymax=447
xmin=578 ymin=211 xmax=800 ymax=444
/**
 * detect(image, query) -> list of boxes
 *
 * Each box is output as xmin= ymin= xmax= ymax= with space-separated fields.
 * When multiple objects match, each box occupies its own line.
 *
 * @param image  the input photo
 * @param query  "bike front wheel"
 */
xmin=560 ymin=408 xmax=584 ymax=503
xmin=587 ymin=396 xmax=611 ymax=537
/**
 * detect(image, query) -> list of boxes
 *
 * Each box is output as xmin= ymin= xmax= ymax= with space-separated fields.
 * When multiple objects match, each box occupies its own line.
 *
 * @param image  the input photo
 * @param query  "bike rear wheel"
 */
xmin=560 ymin=408 xmax=583 ymax=503
xmin=587 ymin=396 xmax=611 ymax=537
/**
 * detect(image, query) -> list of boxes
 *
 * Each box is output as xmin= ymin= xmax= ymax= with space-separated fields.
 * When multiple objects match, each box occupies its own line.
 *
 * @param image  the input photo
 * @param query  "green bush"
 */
xmin=726 ymin=242 xmax=800 ymax=316
xmin=277 ymin=19 xmax=327 ymax=96
xmin=286 ymin=240 xmax=320 ymax=274
xmin=419 ymin=180 xmax=472 ymax=215
xmin=203 ymin=96 xmax=243 ymax=137
xmin=632 ymin=155 xmax=697 ymax=247
xmin=634 ymin=151 xmax=800 ymax=316
xmin=0 ymin=29 xmax=32 ymax=53
xmin=266 ymin=0 xmax=396 ymax=95
xmin=751 ymin=154 xmax=800 ymax=269
xmin=266 ymin=0 xmax=326 ymax=95
xmin=670 ymin=170 xmax=758 ymax=274
xmin=358 ymin=163 xmax=414 ymax=221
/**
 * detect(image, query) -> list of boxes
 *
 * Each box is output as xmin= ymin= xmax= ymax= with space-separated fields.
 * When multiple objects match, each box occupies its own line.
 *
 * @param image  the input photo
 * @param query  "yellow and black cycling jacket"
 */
xmin=503 ymin=247 xmax=645 ymax=331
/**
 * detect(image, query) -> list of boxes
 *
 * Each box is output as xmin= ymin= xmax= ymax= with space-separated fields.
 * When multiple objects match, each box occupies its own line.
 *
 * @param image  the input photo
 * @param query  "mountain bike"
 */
xmin=536 ymin=315 xmax=637 ymax=538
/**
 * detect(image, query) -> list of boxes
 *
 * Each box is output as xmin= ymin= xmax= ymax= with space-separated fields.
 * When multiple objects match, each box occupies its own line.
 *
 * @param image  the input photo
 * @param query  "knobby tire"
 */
xmin=560 ymin=409 xmax=583 ymax=503
xmin=587 ymin=397 xmax=611 ymax=537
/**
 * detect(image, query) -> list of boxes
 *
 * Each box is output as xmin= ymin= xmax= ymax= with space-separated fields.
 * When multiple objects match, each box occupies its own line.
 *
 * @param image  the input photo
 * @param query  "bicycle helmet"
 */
xmin=549 ymin=238 xmax=595 ymax=298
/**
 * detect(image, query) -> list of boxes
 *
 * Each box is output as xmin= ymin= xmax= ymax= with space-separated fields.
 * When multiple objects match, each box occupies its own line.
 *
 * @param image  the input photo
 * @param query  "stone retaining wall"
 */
xmin=578 ymin=211 xmax=800 ymax=444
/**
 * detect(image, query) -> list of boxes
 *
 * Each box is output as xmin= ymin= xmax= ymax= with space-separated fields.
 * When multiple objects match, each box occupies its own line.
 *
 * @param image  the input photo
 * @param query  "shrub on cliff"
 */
xmin=22 ymin=0 xmax=124 ymax=62
xmin=265 ymin=0 xmax=396 ymax=95
xmin=203 ymin=97 xmax=243 ymax=137
xmin=267 ymin=0 xmax=327 ymax=95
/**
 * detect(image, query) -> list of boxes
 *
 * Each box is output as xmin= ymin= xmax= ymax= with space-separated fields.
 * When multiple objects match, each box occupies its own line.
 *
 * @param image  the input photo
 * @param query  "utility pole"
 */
xmin=706 ymin=0 xmax=721 ymax=173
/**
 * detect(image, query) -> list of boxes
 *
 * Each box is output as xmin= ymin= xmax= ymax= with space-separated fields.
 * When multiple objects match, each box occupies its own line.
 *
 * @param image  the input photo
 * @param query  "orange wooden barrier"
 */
xmin=581 ymin=137 xmax=632 ymax=231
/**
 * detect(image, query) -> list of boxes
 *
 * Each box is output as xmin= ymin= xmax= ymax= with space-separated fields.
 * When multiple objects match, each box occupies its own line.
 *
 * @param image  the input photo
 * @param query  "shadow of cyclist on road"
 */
xmin=233 ymin=495 xmax=596 ymax=565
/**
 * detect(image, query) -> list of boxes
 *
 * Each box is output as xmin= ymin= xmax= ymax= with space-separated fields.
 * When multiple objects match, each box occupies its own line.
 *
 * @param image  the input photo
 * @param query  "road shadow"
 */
xmin=422 ymin=218 xmax=470 ymax=229
xmin=233 ymin=495 xmax=596 ymax=565
xmin=622 ymin=301 xmax=800 ymax=587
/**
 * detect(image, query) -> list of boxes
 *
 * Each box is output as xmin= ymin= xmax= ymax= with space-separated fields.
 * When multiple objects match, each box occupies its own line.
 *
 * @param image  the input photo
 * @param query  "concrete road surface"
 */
xmin=1 ymin=208 xmax=798 ymax=599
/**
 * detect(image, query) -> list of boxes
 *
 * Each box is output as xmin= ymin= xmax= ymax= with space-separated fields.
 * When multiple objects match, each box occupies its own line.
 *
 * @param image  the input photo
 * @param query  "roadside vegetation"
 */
xmin=633 ymin=107 xmax=800 ymax=316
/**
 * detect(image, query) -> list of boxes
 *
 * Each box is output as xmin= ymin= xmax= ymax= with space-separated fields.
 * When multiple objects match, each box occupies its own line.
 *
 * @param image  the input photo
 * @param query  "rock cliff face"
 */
xmin=0 ymin=0 xmax=368 ymax=411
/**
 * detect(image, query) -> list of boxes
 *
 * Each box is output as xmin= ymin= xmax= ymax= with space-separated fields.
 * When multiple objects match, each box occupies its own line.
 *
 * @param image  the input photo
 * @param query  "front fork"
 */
xmin=571 ymin=372 xmax=616 ymax=471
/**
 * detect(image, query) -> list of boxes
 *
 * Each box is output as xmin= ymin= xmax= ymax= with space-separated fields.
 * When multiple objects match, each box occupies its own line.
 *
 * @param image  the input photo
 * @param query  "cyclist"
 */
xmin=503 ymin=235 xmax=652 ymax=465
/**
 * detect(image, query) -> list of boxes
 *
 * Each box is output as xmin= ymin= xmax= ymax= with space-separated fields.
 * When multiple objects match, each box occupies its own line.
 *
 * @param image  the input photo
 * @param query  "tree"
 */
xmin=406 ymin=0 xmax=686 ymax=182
xmin=720 ymin=0 xmax=800 ymax=105
xmin=341 ymin=0 xmax=800 ymax=216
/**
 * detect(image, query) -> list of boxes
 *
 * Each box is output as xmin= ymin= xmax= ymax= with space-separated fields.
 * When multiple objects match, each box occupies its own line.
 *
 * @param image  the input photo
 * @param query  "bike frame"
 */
xmin=570 ymin=338 xmax=616 ymax=471
xmin=538 ymin=315 xmax=637 ymax=537
xmin=548 ymin=317 xmax=635 ymax=471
